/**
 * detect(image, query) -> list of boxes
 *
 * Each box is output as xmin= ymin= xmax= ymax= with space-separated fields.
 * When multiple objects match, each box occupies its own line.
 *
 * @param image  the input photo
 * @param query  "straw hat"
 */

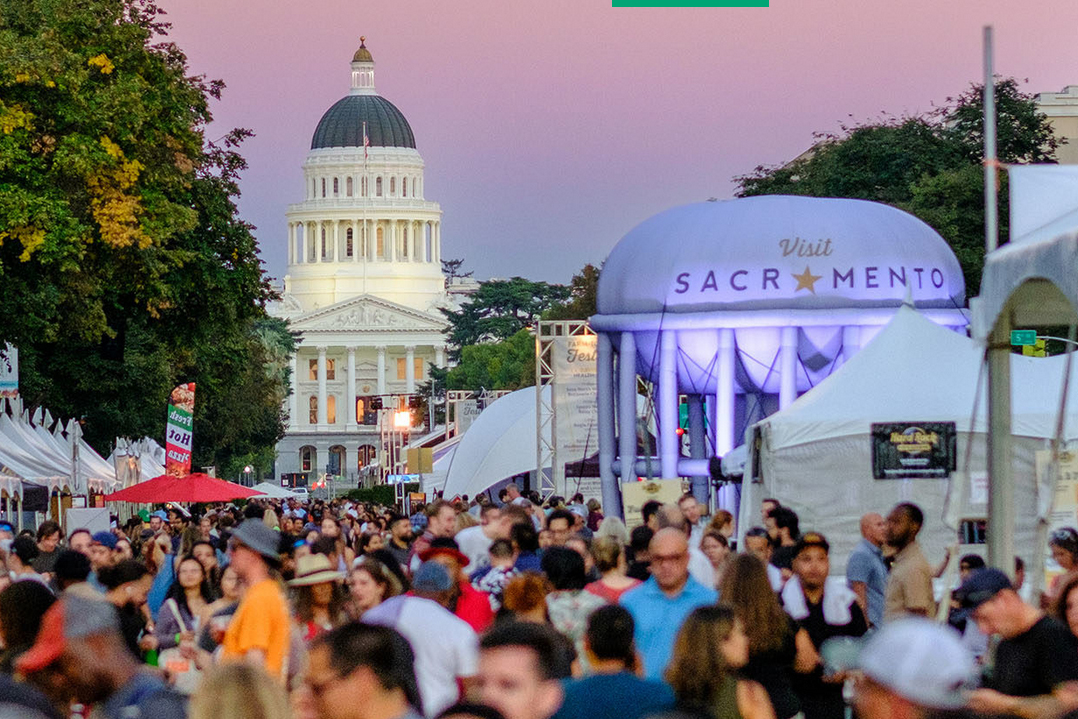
xmin=288 ymin=553 xmax=344 ymax=586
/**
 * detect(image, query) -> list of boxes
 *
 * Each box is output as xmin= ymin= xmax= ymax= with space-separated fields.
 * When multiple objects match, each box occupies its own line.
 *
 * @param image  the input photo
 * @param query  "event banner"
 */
xmin=456 ymin=399 xmax=480 ymax=435
xmin=622 ymin=479 xmax=686 ymax=530
xmin=165 ymin=383 xmax=196 ymax=477
xmin=870 ymin=422 xmax=956 ymax=479
xmin=0 ymin=344 xmax=17 ymax=400
xmin=1036 ymin=450 xmax=1078 ymax=583
xmin=552 ymin=335 xmax=599 ymax=483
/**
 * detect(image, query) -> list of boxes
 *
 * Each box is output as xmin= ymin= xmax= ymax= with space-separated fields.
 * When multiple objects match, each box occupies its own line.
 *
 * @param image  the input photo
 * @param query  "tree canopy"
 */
xmin=734 ymin=78 xmax=1061 ymax=295
xmin=1 ymin=0 xmax=291 ymax=476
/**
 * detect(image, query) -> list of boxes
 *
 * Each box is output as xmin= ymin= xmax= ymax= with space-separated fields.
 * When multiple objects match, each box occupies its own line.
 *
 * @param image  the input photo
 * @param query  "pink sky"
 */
xmin=162 ymin=0 xmax=1078 ymax=284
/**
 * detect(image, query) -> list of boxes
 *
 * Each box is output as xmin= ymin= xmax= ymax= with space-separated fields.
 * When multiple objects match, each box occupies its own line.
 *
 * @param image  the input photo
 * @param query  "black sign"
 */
xmin=871 ymin=422 xmax=956 ymax=479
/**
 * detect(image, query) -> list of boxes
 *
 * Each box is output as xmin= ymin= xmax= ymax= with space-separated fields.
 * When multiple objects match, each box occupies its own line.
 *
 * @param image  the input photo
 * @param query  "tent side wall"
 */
xmin=754 ymin=430 xmax=1041 ymax=573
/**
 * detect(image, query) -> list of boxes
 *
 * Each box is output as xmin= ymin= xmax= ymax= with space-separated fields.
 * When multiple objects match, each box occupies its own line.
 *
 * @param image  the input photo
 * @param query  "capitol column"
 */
xmin=376 ymin=346 xmax=387 ymax=396
xmin=346 ymin=348 xmax=357 ymax=428
xmin=389 ymin=220 xmax=397 ymax=261
xmin=435 ymin=346 xmax=445 ymax=368
xmin=405 ymin=346 xmax=416 ymax=395
xmin=288 ymin=223 xmax=294 ymax=264
xmin=418 ymin=221 xmax=427 ymax=262
xmin=352 ymin=220 xmax=359 ymax=262
xmin=331 ymin=221 xmax=339 ymax=262
xmin=299 ymin=223 xmax=308 ymax=264
xmin=317 ymin=347 xmax=328 ymax=427
xmin=288 ymin=353 xmax=299 ymax=428
xmin=315 ymin=222 xmax=322 ymax=263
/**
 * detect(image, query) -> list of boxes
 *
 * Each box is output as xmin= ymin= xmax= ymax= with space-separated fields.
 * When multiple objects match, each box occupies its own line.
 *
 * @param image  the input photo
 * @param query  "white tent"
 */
xmin=251 ymin=481 xmax=299 ymax=499
xmin=442 ymin=387 xmax=547 ymax=500
xmin=744 ymin=305 xmax=1078 ymax=569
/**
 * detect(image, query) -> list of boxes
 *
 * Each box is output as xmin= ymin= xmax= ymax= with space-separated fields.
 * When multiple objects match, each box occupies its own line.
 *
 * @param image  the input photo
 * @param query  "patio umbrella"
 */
xmin=103 ymin=473 xmax=265 ymax=503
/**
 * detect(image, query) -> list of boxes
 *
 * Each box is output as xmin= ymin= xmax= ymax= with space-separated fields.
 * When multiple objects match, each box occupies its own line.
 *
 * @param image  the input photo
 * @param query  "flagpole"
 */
xmin=362 ymin=120 xmax=368 ymax=294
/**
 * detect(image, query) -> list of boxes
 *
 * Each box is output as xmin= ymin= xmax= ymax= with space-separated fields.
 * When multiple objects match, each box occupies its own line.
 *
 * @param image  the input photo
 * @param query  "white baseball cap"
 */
xmin=836 ymin=618 xmax=975 ymax=709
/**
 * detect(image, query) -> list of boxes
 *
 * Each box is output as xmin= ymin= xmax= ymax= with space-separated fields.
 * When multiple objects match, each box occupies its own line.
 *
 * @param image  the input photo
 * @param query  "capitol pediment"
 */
xmin=290 ymin=295 xmax=446 ymax=333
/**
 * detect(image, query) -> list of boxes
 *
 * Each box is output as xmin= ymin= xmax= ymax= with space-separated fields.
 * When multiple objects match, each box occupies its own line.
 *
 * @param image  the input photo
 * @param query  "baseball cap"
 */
xmin=16 ymin=596 xmax=120 ymax=673
xmin=90 ymin=531 xmax=117 ymax=550
xmin=151 ymin=510 xmax=169 ymax=520
xmin=841 ymin=618 xmax=975 ymax=709
xmin=412 ymin=561 xmax=454 ymax=593
xmin=793 ymin=531 xmax=829 ymax=557
xmin=956 ymin=568 xmax=1012 ymax=610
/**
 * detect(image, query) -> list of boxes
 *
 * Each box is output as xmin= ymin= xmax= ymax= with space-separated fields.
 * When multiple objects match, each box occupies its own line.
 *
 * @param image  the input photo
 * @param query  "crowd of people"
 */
xmin=0 ymin=486 xmax=1076 ymax=719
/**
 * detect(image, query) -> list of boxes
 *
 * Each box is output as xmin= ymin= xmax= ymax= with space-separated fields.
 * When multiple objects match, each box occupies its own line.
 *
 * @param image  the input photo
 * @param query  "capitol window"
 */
xmin=308 ymin=358 xmax=336 ymax=380
xmin=321 ymin=178 xmax=326 ymax=198
xmin=333 ymin=178 xmax=339 ymax=196
xmin=308 ymin=396 xmax=317 ymax=424
xmin=376 ymin=177 xmax=383 ymax=196
xmin=300 ymin=446 xmax=314 ymax=471
xmin=346 ymin=177 xmax=353 ymax=197
xmin=346 ymin=228 xmax=353 ymax=257
xmin=390 ymin=177 xmax=396 ymax=195
xmin=403 ymin=178 xmax=408 ymax=197
xmin=327 ymin=396 xmax=337 ymax=424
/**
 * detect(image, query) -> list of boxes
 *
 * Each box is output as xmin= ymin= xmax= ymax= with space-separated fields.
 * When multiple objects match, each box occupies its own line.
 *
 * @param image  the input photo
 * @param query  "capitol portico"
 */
xmin=270 ymin=39 xmax=451 ymax=483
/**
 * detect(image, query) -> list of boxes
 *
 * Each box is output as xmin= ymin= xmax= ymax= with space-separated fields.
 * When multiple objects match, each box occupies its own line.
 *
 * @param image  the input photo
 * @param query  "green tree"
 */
xmin=1 ymin=0 xmax=287 ymax=465
xmin=445 ymin=329 xmax=536 ymax=392
xmin=543 ymin=263 xmax=600 ymax=321
xmin=734 ymin=78 xmax=1059 ymax=295
xmin=440 ymin=278 xmax=569 ymax=359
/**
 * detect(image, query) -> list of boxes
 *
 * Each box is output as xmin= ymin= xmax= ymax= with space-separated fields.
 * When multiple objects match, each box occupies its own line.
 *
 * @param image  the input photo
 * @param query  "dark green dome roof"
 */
xmin=310 ymin=95 xmax=416 ymax=150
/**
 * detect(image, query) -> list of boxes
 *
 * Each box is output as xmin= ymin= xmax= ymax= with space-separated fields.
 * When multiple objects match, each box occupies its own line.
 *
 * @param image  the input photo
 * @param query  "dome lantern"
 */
xmin=350 ymin=36 xmax=375 ymax=95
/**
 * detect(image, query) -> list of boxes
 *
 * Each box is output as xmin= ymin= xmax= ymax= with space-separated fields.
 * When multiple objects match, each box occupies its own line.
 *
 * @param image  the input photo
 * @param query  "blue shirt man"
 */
xmin=620 ymin=528 xmax=718 ymax=680
xmin=845 ymin=513 xmax=888 ymax=627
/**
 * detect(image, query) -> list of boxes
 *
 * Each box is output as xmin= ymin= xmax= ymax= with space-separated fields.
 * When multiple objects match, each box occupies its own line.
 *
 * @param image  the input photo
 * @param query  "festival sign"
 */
xmin=165 ymin=383 xmax=196 ymax=477
xmin=456 ymin=399 xmax=480 ymax=435
xmin=870 ymin=422 xmax=956 ymax=479
xmin=0 ymin=344 xmax=17 ymax=400
xmin=622 ymin=479 xmax=685 ymax=531
xmin=552 ymin=335 xmax=599 ymax=485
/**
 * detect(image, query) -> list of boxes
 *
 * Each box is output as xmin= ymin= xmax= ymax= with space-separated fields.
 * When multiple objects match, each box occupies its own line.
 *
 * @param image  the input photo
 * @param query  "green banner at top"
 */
xmin=613 ymin=0 xmax=767 ymax=5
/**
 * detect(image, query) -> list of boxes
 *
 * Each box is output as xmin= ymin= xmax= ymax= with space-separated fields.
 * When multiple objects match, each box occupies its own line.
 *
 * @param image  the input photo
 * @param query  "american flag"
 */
xmin=363 ymin=121 xmax=369 ymax=161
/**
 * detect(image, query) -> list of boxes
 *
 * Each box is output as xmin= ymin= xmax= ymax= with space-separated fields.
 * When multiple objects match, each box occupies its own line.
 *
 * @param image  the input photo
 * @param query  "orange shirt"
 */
xmin=222 ymin=578 xmax=291 ymax=678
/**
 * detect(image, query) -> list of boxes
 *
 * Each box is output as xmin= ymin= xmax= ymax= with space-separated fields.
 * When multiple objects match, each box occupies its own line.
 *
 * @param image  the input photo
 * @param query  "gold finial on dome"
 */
xmin=353 ymin=36 xmax=373 ymax=63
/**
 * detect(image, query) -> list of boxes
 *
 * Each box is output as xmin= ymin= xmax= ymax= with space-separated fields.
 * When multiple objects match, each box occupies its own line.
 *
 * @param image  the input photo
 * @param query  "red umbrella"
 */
xmin=103 ymin=473 xmax=266 ymax=503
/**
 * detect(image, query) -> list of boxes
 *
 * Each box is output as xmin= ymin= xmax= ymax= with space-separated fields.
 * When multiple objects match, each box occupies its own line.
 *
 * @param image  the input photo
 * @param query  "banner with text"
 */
xmin=0 ymin=344 xmax=17 ymax=400
xmin=552 ymin=335 xmax=599 ymax=493
xmin=165 ymin=383 xmax=196 ymax=477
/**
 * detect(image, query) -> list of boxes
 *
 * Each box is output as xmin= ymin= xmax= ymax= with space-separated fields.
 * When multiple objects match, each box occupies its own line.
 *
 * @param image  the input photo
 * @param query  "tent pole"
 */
xmin=597 ymin=333 xmax=621 ymax=520
xmin=618 ymin=333 xmax=638 ymax=487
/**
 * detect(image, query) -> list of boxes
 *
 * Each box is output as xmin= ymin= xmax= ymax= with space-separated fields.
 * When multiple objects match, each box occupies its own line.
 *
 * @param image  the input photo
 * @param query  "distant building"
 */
xmin=269 ymin=38 xmax=453 ymax=483
xmin=1036 ymin=85 xmax=1078 ymax=164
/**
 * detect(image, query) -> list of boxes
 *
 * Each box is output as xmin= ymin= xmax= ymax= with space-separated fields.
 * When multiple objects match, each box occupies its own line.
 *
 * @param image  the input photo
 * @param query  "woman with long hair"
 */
xmin=156 ymin=555 xmax=215 ymax=650
xmin=718 ymin=554 xmax=813 ymax=719
xmin=1052 ymin=571 xmax=1078 ymax=639
xmin=320 ymin=516 xmax=356 ymax=570
xmin=701 ymin=531 xmax=732 ymax=588
xmin=666 ymin=605 xmax=775 ymax=719
xmin=356 ymin=531 xmax=385 ymax=558
xmin=1046 ymin=529 xmax=1078 ymax=606
xmin=347 ymin=557 xmax=403 ymax=619
xmin=542 ymin=547 xmax=607 ymax=658
xmin=191 ymin=540 xmax=223 ymax=599
xmin=585 ymin=536 xmax=641 ymax=603
xmin=289 ymin=553 xmax=348 ymax=642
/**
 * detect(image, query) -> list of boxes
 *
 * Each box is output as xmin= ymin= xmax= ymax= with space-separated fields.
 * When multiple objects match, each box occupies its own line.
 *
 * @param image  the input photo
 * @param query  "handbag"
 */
xmin=158 ymin=598 xmax=202 ymax=694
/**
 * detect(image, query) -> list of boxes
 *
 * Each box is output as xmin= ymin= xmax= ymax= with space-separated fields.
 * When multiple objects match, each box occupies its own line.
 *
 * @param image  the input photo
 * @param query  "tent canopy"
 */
xmin=442 ymin=387 xmax=547 ymax=500
xmin=250 ymin=481 xmax=299 ymax=499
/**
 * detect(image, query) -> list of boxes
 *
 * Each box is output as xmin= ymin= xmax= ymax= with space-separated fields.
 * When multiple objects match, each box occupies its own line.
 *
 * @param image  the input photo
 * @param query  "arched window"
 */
xmin=346 ymin=228 xmax=353 ymax=257
xmin=400 ymin=225 xmax=408 ymax=258
xmin=321 ymin=178 xmax=326 ymax=198
xmin=402 ymin=177 xmax=408 ymax=197
xmin=358 ymin=445 xmax=377 ymax=469
xmin=328 ymin=445 xmax=345 ymax=475
xmin=308 ymin=396 xmax=318 ymax=425
xmin=333 ymin=178 xmax=339 ymax=196
xmin=376 ymin=226 xmax=384 ymax=258
xmin=300 ymin=446 xmax=315 ymax=472
xmin=390 ymin=177 xmax=396 ymax=196
xmin=376 ymin=177 xmax=383 ymax=196
xmin=321 ymin=227 xmax=327 ymax=259
xmin=327 ymin=396 xmax=337 ymax=424
xmin=346 ymin=177 xmax=353 ymax=197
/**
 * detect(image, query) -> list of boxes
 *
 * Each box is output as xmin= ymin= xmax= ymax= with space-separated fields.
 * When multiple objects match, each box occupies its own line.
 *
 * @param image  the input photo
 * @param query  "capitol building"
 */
xmin=270 ymin=39 xmax=454 ymax=482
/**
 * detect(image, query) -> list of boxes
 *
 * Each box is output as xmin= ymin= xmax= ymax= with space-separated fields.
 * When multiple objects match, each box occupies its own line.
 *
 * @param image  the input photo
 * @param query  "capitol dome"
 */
xmin=311 ymin=95 xmax=415 ymax=150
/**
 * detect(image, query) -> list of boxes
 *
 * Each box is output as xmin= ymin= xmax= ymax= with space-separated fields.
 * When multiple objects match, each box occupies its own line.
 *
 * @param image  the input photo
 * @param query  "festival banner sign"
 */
xmin=165 ymin=383 xmax=196 ymax=477
xmin=0 ymin=344 xmax=17 ymax=400
xmin=552 ymin=334 xmax=599 ymax=495
xmin=870 ymin=422 xmax=956 ymax=479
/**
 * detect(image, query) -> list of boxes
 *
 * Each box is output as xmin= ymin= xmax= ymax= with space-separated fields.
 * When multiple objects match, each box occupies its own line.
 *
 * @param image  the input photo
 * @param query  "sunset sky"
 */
xmin=162 ymin=0 xmax=1078 ymax=285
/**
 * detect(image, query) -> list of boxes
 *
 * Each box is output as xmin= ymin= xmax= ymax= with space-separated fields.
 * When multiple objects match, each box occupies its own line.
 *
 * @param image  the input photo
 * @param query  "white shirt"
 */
xmin=688 ymin=547 xmax=716 ymax=589
xmin=767 ymin=563 xmax=784 ymax=592
xmin=455 ymin=525 xmax=493 ymax=575
xmin=363 ymin=596 xmax=478 ymax=717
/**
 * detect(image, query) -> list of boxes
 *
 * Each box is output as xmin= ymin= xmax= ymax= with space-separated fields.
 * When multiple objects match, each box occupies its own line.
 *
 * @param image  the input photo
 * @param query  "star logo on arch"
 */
xmin=792 ymin=266 xmax=822 ymax=294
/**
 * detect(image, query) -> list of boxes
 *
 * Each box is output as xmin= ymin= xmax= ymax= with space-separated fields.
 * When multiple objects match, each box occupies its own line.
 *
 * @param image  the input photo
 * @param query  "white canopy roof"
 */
xmin=251 ymin=481 xmax=300 ymax=499
xmin=761 ymin=304 xmax=1078 ymax=452
xmin=442 ymin=386 xmax=547 ymax=500
xmin=975 ymin=165 xmax=1078 ymax=340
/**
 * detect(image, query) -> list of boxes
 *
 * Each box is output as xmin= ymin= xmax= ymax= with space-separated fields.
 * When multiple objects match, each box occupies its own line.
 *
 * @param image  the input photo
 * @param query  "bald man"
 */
xmin=846 ymin=512 xmax=888 ymax=627
xmin=620 ymin=528 xmax=718 ymax=679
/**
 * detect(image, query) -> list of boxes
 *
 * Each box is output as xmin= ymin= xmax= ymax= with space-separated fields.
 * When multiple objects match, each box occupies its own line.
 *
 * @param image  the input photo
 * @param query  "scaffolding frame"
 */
xmin=536 ymin=320 xmax=595 ymax=501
